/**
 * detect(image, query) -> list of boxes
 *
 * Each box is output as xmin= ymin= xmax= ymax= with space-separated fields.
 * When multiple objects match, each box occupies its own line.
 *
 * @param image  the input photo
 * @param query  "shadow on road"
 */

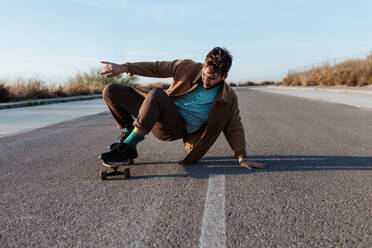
xmin=109 ymin=155 xmax=372 ymax=180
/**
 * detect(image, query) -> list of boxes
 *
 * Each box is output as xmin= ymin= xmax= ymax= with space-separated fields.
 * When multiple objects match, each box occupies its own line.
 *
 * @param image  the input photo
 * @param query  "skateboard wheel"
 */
xmin=100 ymin=170 xmax=107 ymax=180
xmin=124 ymin=168 xmax=131 ymax=178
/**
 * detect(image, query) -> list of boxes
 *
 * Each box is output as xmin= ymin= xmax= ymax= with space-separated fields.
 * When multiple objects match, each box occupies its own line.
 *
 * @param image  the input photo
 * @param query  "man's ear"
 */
xmin=222 ymin=72 xmax=228 ymax=80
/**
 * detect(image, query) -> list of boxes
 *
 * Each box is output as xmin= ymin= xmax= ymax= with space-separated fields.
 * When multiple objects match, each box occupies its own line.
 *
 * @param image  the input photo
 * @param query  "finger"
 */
xmin=100 ymin=69 xmax=112 ymax=75
xmin=101 ymin=61 xmax=112 ymax=65
xmin=240 ymin=164 xmax=252 ymax=170
xmin=253 ymin=163 xmax=266 ymax=168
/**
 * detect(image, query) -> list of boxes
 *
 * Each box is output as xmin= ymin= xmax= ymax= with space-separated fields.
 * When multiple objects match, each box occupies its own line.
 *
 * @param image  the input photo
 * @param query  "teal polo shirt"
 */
xmin=173 ymin=83 xmax=221 ymax=134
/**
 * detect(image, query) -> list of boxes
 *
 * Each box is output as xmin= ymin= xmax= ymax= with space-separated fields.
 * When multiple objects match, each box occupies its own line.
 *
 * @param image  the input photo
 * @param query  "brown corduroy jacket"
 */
xmin=125 ymin=59 xmax=246 ymax=164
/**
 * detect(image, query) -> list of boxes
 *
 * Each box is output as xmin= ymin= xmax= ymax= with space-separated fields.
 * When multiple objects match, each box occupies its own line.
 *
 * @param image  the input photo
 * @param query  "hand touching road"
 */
xmin=239 ymin=160 xmax=267 ymax=170
xmin=99 ymin=61 xmax=128 ymax=78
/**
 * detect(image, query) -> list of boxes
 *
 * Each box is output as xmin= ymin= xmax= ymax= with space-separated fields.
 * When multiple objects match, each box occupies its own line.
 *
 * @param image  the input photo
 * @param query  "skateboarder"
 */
xmin=99 ymin=47 xmax=266 ymax=170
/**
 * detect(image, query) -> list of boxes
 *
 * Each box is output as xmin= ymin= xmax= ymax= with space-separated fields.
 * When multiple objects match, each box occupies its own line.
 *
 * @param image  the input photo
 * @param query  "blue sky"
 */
xmin=1 ymin=0 xmax=371 ymax=84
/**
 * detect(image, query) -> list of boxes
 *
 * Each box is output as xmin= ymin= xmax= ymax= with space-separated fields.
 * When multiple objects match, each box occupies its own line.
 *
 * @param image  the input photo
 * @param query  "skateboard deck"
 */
xmin=100 ymin=158 xmax=134 ymax=180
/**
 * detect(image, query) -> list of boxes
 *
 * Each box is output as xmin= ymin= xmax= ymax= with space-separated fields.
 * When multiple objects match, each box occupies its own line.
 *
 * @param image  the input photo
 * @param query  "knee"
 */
xmin=147 ymin=88 xmax=166 ymax=101
xmin=102 ymin=83 xmax=130 ymax=102
xmin=102 ymin=83 xmax=114 ymax=101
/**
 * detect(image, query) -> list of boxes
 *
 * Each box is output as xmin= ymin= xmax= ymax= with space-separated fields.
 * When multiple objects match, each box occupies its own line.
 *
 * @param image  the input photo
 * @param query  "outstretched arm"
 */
xmin=223 ymin=97 xmax=267 ymax=170
xmin=99 ymin=60 xmax=184 ymax=78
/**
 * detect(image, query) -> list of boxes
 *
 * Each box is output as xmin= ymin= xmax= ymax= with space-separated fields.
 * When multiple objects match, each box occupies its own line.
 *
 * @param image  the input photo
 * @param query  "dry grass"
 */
xmin=283 ymin=53 xmax=372 ymax=87
xmin=0 ymin=68 xmax=138 ymax=102
xmin=0 ymin=78 xmax=57 ymax=102
xmin=140 ymin=82 xmax=170 ymax=89
xmin=229 ymin=81 xmax=279 ymax=87
xmin=0 ymin=83 xmax=12 ymax=102
xmin=234 ymin=81 xmax=257 ymax=86
xmin=64 ymin=68 xmax=138 ymax=96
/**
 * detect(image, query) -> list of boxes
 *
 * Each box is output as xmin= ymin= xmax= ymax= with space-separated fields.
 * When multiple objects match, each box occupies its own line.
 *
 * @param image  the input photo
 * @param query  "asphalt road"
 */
xmin=0 ymin=89 xmax=371 ymax=247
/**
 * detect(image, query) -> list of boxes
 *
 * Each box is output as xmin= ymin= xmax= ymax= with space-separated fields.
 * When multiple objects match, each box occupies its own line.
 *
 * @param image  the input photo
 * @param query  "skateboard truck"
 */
xmin=100 ymin=158 xmax=134 ymax=180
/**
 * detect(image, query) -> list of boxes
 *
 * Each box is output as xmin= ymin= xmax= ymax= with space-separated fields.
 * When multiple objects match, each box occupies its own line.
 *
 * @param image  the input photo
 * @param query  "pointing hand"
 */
xmin=99 ymin=61 xmax=128 ymax=78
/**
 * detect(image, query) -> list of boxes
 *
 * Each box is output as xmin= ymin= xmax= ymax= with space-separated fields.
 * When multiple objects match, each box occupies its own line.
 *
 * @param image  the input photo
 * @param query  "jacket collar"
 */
xmin=215 ymin=81 xmax=229 ymax=103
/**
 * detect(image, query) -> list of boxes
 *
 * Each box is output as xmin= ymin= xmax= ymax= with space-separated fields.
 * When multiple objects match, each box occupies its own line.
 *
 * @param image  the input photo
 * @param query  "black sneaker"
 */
xmin=99 ymin=143 xmax=138 ymax=162
xmin=108 ymin=130 xmax=132 ymax=151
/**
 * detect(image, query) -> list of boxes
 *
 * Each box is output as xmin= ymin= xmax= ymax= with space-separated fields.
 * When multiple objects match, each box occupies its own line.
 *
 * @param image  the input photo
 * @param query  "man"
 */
xmin=99 ymin=47 xmax=266 ymax=170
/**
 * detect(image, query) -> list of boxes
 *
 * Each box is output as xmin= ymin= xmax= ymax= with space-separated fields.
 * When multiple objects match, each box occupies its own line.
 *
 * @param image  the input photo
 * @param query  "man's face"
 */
xmin=201 ymin=66 xmax=227 ymax=89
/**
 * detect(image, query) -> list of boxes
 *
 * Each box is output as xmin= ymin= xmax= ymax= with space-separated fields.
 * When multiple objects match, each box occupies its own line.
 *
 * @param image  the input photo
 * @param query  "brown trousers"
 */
xmin=102 ymin=83 xmax=186 ymax=141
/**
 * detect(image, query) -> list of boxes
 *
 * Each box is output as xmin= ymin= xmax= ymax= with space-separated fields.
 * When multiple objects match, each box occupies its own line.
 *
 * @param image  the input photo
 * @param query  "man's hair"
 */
xmin=204 ymin=47 xmax=233 ymax=76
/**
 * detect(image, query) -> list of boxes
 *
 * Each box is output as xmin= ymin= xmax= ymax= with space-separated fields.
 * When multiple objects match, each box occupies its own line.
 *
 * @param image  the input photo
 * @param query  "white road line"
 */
xmin=199 ymin=174 xmax=227 ymax=248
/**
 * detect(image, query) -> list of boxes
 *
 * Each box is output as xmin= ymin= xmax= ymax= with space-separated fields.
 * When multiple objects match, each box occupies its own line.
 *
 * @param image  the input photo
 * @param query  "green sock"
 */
xmin=123 ymin=127 xmax=133 ymax=134
xmin=124 ymin=130 xmax=144 ymax=148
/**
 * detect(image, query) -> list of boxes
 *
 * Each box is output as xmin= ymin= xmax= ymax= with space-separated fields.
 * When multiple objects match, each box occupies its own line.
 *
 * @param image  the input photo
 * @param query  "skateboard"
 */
xmin=100 ymin=158 xmax=134 ymax=180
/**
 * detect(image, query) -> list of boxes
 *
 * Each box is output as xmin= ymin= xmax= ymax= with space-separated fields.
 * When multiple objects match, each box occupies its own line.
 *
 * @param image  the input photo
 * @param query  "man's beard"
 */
xmin=203 ymin=80 xmax=223 ymax=90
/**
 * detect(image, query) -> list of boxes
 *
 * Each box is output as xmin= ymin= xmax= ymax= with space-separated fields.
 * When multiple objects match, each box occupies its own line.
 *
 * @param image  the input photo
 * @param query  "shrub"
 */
xmin=50 ymin=85 xmax=68 ymax=97
xmin=0 ymin=68 xmax=139 ymax=102
xmin=65 ymin=68 xmax=138 ymax=95
xmin=259 ymin=81 xmax=276 ymax=86
xmin=0 ymin=83 xmax=11 ymax=102
xmin=283 ymin=53 xmax=372 ymax=86
xmin=8 ymin=78 xmax=53 ymax=100
xmin=235 ymin=81 xmax=257 ymax=86
xmin=141 ymin=82 xmax=170 ymax=90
